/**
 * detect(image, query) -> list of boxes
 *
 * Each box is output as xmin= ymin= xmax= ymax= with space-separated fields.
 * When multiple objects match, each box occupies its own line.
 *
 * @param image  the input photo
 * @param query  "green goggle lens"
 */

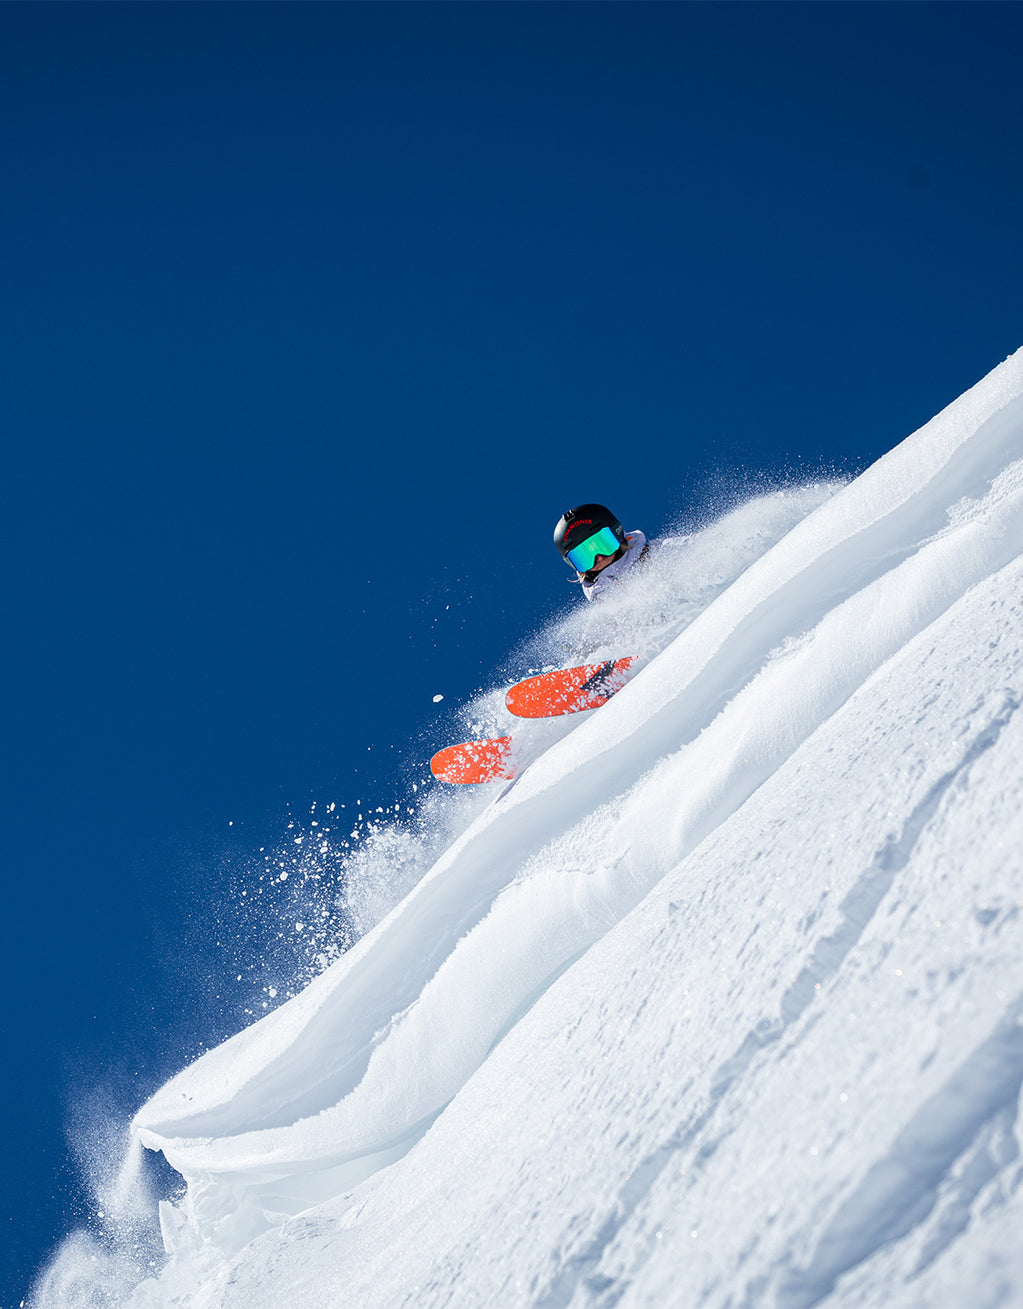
xmin=566 ymin=526 xmax=622 ymax=572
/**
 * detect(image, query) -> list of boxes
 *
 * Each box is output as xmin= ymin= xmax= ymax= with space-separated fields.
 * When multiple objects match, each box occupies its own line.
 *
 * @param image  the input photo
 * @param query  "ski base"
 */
xmin=505 ymin=656 xmax=639 ymax=718
xmin=430 ymin=735 xmax=515 ymax=784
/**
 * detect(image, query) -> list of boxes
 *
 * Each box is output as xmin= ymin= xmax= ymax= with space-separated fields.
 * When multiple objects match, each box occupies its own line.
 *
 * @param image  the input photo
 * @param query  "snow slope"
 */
xmin=33 ymin=348 xmax=1023 ymax=1308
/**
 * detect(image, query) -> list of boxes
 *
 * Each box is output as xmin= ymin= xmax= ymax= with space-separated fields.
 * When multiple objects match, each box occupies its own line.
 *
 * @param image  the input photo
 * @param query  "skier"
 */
xmin=553 ymin=503 xmax=648 ymax=601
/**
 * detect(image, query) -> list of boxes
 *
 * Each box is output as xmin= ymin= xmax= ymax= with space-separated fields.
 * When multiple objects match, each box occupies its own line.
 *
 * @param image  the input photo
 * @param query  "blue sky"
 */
xmin=5 ymin=3 xmax=1022 ymax=1300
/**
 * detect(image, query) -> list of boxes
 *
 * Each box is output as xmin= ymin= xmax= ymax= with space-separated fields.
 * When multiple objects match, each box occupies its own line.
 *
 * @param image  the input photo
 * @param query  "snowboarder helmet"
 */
xmin=554 ymin=504 xmax=628 ymax=573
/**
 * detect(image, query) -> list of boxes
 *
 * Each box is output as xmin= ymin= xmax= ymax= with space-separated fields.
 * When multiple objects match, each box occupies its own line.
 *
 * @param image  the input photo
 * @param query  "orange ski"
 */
xmin=505 ymin=656 xmax=640 ymax=718
xmin=430 ymin=735 xmax=516 ymax=784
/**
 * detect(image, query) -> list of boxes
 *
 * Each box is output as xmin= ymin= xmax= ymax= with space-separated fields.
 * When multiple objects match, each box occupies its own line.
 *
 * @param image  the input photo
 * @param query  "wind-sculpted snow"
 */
xmin=32 ymin=348 xmax=1023 ymax=1308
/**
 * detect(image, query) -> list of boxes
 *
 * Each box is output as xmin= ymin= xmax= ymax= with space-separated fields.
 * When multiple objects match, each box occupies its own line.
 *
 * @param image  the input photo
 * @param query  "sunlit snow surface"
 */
xmin=34 ymin=349 xmax=1023 ymax=1308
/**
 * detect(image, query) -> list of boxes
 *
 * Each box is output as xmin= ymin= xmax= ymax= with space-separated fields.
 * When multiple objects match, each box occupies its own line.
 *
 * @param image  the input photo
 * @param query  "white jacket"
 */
xmin=579 ymin=530 xmax=648 ymax=601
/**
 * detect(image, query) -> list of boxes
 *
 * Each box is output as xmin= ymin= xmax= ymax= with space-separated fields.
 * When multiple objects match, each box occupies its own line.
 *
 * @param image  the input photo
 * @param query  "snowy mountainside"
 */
xmin=32 ymin=348 xmax=1023 ymax=1308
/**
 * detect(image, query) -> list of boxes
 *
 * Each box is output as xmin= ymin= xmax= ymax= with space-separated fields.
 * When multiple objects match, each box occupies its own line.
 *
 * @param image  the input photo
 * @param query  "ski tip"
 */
xmin=430 ymin=735 xmax=516 ymax=784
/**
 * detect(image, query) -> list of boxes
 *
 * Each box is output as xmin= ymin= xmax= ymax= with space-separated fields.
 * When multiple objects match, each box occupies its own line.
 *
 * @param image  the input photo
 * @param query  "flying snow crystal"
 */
xmin=36 ymin=347 xmax=1023 ymax=1309
xmin=433 ymin=694 xmax=444 ymax=703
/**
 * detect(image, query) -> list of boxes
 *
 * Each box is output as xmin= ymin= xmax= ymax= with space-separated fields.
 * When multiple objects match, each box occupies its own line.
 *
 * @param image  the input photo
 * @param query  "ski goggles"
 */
xmin=565 ymin=525 xmax=622 ymax=573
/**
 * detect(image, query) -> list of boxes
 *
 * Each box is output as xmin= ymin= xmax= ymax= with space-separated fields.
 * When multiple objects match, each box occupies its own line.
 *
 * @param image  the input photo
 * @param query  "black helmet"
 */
xmin=554 ymin=503 xmax=628 ymax=572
